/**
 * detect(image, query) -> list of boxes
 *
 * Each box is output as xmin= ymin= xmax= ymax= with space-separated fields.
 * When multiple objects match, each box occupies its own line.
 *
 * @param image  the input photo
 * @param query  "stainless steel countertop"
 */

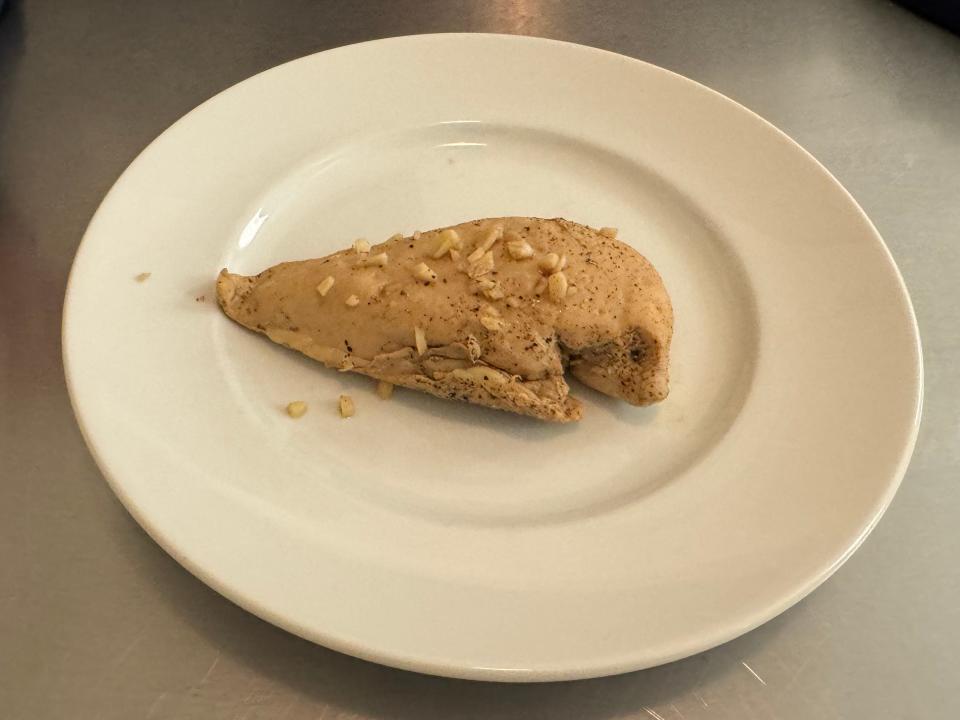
xmin=1 ymin=1 xmax=958 ymax=717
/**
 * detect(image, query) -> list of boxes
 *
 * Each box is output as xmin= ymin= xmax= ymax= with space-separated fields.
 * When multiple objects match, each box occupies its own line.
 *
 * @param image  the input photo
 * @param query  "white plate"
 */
xmin=63 ymin=35 xmax=922 ymax=681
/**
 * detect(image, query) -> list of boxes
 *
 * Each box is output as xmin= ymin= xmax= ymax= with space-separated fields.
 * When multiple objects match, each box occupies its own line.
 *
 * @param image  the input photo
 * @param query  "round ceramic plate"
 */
xmin=63 ymin=35 xmax=922 ymax=681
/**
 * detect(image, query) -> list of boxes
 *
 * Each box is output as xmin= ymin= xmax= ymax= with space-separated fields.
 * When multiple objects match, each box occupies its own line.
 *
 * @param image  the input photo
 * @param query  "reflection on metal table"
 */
xmin=1 ymin=1 xmax=957 ymax=718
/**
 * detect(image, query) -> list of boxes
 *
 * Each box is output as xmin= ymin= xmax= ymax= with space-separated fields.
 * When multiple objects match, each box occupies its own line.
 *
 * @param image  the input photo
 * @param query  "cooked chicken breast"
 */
xmin=216 ymin=217 xmax=672 ymax=422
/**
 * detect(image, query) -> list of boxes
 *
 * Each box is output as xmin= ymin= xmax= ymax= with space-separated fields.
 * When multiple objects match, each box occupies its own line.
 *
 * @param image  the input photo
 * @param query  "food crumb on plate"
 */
xmin=285 ymin=400 xmax=308 ymax=418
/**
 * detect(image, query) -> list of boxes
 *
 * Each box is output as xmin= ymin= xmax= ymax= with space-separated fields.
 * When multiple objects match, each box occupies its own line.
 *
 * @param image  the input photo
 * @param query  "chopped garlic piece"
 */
xmin=387 ymin=232 xmax=404 ymax=243
xmin=412 ymin=230 xmax=422 ymax=241
xmin=431 ymin=237 xmax=453 ymax=259
xmin=376 ymin=380 xmax=394 ymax=400
xmin=548 ymin=271 xmax=569 ymax=302
xmin=467 ymin=225 xmax=503 ymax=263
xmin=414 ymin=325 xmax=427 ymax=355
xmin=483 ymin=284 xmax=505 ymax=300
xmin=353 ymin=238 xmax=371 ymax=254
xmin=467 ymin=250 xmax=495 ymax=278
xmin=506 ymin=239 xmax=533 ymax=260
xmin=479 ymin=304 xmax=506 ymax=330
xmin=439 ymin=228 xmax=463 ymax=250
xmin=432 ymin=228 xmax=463 ymax=258
xmin=315 ymin=275 xmax=335 ymax=296
xmin=538 ymin=253 xmax=560 ymax=274
xmin=338 ymin=394 xmax=355 ymax=418
xmin=412 ymin=262 xmax=437 ymax=283
xmin=599 ymin=226 xmax=618 ymax=238
xmin=449 ymin=249 xmax=461 ymax=262
xmin=356 ymin=252 xmax=388 ymax=268
xmin=286 ymin=400 xmax=308 ymax=418
xmin=505 ymin=296 xmax=521 ymax=308
xmin=345 ymin=294 xmax=360 ymax=307
xmin=480 ymin=314 xmax=507 ymax=332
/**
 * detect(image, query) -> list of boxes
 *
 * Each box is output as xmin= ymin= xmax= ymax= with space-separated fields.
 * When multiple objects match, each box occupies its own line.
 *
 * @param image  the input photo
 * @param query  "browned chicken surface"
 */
xmin=216 ymin=217 xmax=673 ymax=422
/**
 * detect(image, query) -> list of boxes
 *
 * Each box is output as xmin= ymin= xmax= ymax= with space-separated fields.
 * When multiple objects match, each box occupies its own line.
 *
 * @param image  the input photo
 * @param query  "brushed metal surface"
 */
xmin=1 ymin=1 xmax=957 ymax=717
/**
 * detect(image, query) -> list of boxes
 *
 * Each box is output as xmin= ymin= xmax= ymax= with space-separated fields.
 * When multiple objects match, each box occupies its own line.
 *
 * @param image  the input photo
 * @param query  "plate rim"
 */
xmin=62 ymin=33 xmax=924 ymax=681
